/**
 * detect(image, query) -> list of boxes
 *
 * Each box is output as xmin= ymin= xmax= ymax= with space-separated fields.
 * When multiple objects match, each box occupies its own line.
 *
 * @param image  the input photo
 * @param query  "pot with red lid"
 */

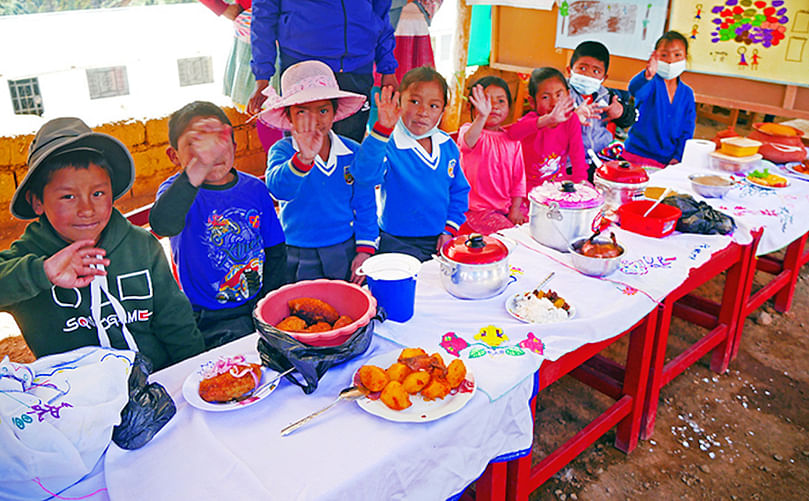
xmin=593 ymin=160 xmax=649 ymax=213
xmin=528 ymin=180 xmax=604 ymax=252
xmin=433 ymin=233 xmax=513 ymax=300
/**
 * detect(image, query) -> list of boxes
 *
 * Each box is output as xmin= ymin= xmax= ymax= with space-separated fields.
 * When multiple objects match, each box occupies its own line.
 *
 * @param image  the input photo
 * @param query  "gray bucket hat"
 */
xmin=11 ymin=117 xmax=135 ymax=219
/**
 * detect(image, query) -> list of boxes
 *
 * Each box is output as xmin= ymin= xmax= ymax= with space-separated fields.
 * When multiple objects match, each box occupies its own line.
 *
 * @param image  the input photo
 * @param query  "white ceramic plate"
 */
xmin=354 ymin=350 xmax=475 ymax=423
xmin=743 ymin=175 xmax=791 ymax=190
xmin=182 ymin=353 xmax=280 ymax=412
xmin=505 ymin=291 xmax=576 ymax=324
xmin=784 ymin=162 xmax=809 ymax=180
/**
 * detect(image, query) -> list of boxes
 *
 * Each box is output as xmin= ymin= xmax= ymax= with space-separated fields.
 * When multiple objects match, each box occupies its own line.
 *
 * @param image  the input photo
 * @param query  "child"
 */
xmin=458 ymin=76 xmax=527 ymax=234
xmin=623 ymin=31 xmax=696 ymax=167
xmin=1 ymin=118 xmax=204 ymax=370
xmin=567 ymin=41 xmax=636 ymax=173
xmin=506 ymin=67 xmax=588 ymax=195
xmin=262 ymin=60 xmax=398 ymax=282
xmin=149 ymin=101 xmax=286 ymax=349
xmin=356 ymin=65 xmax=471 ymax=262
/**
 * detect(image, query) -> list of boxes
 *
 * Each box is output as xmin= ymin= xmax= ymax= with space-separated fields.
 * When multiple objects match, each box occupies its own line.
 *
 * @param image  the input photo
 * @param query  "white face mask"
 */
xmin=656 ymin=59 xmax=686 ymax=80
xmin=397 ymin=116 xmax=442 ymax=141
xmin=568 ymin=72 xmax=603 ymax=96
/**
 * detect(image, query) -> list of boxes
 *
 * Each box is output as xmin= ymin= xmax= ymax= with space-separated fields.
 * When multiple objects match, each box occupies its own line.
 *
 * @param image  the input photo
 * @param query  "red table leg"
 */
xmin=773 ymin=232 xmax=808 ymax=312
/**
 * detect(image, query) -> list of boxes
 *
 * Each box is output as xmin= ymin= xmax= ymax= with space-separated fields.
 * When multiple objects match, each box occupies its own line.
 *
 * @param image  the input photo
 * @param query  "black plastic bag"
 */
xmin=112 ymin=353 xmax=176 ymax=450
xmin=661 ymin=194 xmax=736 ymax=235
xmin=255 ymin=308 xmax=384 ymax=394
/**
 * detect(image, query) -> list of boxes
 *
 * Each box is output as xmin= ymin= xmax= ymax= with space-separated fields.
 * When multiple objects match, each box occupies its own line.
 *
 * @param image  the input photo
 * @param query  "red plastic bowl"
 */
xmin=617 ymin=200 xmax=682 ymax=238
xmin=254 ymin=279 xmax=377 ymax=347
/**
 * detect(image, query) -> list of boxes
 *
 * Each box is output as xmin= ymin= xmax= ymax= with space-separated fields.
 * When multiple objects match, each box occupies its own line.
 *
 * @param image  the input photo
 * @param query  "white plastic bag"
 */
xmin=0 ymin=346 xmax=135 ymax=500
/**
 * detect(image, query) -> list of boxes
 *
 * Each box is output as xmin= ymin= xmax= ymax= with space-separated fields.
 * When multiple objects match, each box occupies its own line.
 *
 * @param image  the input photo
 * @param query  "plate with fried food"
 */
xmin=353 ymin=348 xmax=475 ymax=422
xmin=744 ymin=168 xmax=790 ymax=189
xmin=785 ymin=159 xmax=809 ymax=180
xmin=506 ymin=288 xmax=575 ymax=324
xmin=182 ymin=353 xmax=280 ymax=412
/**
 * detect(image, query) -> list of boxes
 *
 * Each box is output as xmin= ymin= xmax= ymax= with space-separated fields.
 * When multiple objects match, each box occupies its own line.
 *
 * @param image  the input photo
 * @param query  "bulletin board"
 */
xmin=489 ymin=4 xmax=809 ymax=119
xmin=669 ymin=0 xmax=809 ymax=86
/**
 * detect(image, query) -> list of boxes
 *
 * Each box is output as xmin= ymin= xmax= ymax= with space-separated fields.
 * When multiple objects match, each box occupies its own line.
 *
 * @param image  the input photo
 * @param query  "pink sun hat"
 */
xmin=258 ymin=60 xmax=367 ymax=131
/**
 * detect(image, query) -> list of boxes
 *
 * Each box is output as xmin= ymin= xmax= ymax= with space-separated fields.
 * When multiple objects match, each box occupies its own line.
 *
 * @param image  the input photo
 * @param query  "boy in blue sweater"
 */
xmin=150 ymin=101 xmax=286 ymax=349
xmin=261 ymin=60 xmax=399 ymax=283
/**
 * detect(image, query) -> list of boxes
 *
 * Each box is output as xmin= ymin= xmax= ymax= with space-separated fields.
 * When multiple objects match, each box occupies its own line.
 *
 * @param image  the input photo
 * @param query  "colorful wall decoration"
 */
xmin=670 ymin=0 xmax=809 ymax=85
xmin=554 ymin=0 xmax=669 ymax=60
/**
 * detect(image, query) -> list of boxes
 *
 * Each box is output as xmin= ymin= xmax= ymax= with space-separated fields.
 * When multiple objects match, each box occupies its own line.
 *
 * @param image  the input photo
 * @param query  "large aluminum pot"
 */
xmin=593 ymin=160 xmax=649 ymax=213
xmin=433 ymin=233 xmax=512 ymax=300
xmin=528 ymin=181 xmax=604 ymax=252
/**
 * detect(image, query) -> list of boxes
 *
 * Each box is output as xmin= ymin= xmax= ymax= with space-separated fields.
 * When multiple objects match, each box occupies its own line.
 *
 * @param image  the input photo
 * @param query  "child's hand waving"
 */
xmin=291 ymin=112 xmax=325 ymax=165
xmin=604 ymin=95 xmax=624 ymax=121
xmin=469 ymin=84 xmax=492 ymax=119
xmin=44 ymin=240 xmax=109 ymax=288
xmin=574 ymin=100 xmax=604 ymax=126
xmin=375 ymin=86 xmax=401 ymax=130
xmin=645 ymin=51 xmax=659 ymax=80
xmin=182 ymin=118 xmax=233 ymax=186
xmin=546 ymin=94 xmax=575 ymax=127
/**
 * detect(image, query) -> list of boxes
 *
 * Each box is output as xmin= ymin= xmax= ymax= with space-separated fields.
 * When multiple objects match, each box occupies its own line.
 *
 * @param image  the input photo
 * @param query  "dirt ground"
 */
xmin=1 ymin=114 xmax=807 ymax=500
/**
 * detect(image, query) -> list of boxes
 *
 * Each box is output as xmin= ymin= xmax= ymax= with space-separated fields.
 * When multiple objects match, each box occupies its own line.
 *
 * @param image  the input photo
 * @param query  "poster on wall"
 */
xmin=467 ymin=0 xmax=555 ymax=9
xmin=670 ymin=0 xmax=809 ymax=85
xmin=555 ymin=0 xmax=668 ymax=60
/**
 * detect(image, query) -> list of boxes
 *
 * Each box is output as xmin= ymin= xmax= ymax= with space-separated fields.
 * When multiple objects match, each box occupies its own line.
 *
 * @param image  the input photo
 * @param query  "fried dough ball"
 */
xmin=305 ymin=321 xmax=333 ymax=333
xmin=402 ymin=371 xmax=431 ymax=394
xmin=333 ymin=315 xmax=354 ymax=329
xmin=198 ymin=363 xmax=261 ymax=403
xmin=380 ymin=381 xmax=412 ymax=410
xmin=358 ymin=365 xmax=389 ymax=392
xmin=421 ymin=377 xmax=451 ymax=401
xmin=446 ymin=359 xmax=467 ymax=389
xmin=385 ymin=362 xmax=412 ymax=383
xmin=288 ymin=297 xmax=340 ymax=324
xmin=398 ymin=347 xmax=428 ymax=363
xmin=276 ymin=315 xmax=308 ymax=333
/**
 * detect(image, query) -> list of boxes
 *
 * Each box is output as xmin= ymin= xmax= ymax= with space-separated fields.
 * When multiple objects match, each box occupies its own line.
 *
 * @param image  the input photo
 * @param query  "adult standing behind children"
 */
xmin=247 ymin=0 xmax=399 ymax=143
xmin=567 ymin=41 xmax=636 ymax=177
xmin=0 ymin=118 xmax=204 ymax=370
xmin=262 ymin=61 xmax=399 ymax=283
xmin=353 ymin=66 xmax=471 ymax=262
xmin=506 ymin=67 xmax=588 ymax=195
xmin=623 ymin=31 xmax=696 ymax=167
xmin=150 ymin=102 xmax=286 ymax=349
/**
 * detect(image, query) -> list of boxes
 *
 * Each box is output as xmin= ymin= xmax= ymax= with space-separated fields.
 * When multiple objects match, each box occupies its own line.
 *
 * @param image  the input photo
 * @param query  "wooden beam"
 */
xmin=444 ymin=0 xmax=473 ymax=133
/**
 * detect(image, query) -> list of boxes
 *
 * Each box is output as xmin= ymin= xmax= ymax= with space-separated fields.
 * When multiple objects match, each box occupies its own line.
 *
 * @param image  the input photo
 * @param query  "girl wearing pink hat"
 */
xmin=261 ymin=60 xmax=399 ymax=284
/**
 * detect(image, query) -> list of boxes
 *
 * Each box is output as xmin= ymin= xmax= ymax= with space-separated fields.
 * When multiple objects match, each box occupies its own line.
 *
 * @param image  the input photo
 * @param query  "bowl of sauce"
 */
xmin=688 ymin=173 xmax=735 ymax=198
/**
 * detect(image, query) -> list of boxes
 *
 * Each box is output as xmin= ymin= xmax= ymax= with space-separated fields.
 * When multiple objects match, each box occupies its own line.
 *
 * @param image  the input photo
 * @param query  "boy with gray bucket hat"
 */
xmin=1 ymin=117 xmax=204 ymax=370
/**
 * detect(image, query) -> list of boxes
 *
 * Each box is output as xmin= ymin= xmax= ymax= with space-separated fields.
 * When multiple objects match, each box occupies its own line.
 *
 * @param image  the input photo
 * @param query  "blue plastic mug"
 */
xmin=356 ymin=253 xmax=421 ymax=323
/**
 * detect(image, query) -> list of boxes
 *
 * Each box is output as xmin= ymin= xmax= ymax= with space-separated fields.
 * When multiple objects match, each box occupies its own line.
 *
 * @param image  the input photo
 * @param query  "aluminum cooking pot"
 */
xmin=433 ymin=233 xmax=513 ymax=300
xmin=594 ymin=160 xmax=649 ymax=213
xmin=528 ymin=181 xmax=604 ymax=252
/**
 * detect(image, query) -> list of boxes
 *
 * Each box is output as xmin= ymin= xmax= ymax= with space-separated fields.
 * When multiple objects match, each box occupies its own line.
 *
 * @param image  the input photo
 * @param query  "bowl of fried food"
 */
xmin=353 ymin=348 xmax=474 ymax=421
xmin=254 ymin=279 xmax=377 ymax=347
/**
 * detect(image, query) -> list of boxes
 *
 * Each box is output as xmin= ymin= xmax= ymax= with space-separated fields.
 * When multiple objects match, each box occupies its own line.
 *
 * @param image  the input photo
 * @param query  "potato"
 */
xmin=358 ymin=365 xmax=389 ymax=392
xmin=421 ymin=377 xmax=451 ymax=401
xmin=385 ymin=362 xmax=412 ymax=383
xmin=446 ymin=359 xmax=467 ymax=389
xmin=380 ymin=381 xmax=411 ymax=410
xmin=402 ymin=370 xmax=431 ymax=394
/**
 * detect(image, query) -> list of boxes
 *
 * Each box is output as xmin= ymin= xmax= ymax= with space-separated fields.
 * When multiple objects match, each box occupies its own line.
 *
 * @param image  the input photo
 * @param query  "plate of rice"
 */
xmin=506 ymin=289 xmax=575 ymax=324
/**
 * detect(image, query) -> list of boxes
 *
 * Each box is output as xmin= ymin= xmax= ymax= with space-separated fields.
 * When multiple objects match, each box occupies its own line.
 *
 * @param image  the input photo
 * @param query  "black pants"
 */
xmin=378 ymin=230 xmax=440 ymax=263
xmin=333 ymin=72 xmax=374 ymax=143
xmin=194 ymin=302 xmax=256 ymax=350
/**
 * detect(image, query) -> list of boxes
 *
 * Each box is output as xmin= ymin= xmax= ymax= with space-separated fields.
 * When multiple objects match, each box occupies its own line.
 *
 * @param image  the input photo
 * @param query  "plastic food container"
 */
xmin=719 ymin=137 xmax=762 ymax=157
xmin=617 ymin=200 xmax=682 ymax=238
xmin=708 ymin=151 xmax=762 ymax=174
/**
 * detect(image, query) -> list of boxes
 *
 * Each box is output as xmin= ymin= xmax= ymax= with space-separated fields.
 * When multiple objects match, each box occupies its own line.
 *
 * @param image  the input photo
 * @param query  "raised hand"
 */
xmin=181 ymin=118 xmax=233 ymax=186
xmin=547 ymin=94 xmax=575 ymax=126
xmin=645 ymin=51 xmax=659 ymax=80
xmin=574 ymin=100 xmax=605 ymax=125
xmin=469 ymin=84 xmax=492 ymax=119
xmin=375 ymin=85 xmax=401 ymax=130
xmin=291 ymin=112 xmax=324 ymax=165
xmin=43 ymin=240 xmax=109 ymax=289
xmin=604 ymin=94 xmax=624 ymax=121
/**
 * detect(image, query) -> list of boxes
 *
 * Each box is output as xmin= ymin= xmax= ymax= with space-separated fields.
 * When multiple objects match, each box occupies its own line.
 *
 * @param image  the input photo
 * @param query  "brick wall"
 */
xmin=0 ymin=107 xmax=268 ymax=248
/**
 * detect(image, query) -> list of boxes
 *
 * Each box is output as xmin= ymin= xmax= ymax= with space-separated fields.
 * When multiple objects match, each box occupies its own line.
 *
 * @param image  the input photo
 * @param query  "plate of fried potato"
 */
xmin=353 ymin=348 xmax=475 ymax=423
xmin=182 ymin=353 xmax=280 ymax=412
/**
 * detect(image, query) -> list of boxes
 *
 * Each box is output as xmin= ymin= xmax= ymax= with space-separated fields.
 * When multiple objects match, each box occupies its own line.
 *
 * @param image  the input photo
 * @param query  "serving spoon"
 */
xmin=280 ymin=386 xmax=365 ymax=436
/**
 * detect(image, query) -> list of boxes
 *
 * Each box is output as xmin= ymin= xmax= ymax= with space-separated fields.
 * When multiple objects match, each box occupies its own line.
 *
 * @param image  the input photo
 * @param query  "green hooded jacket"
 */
xmin=0 ymin=209 xmax=205 ymax=370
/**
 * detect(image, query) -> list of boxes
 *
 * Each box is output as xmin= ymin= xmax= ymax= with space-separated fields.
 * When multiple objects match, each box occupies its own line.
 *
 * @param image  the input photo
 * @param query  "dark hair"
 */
xmin=528 ymin=67 xmax=568 ymax=99
xmin=468 ymin=76 xmax=513 ymax=113
xmin=571 ymin=41 xmax=610 ymax=73
xmin=284 ymin=99 xmax=339 ymax=121
xmin=399 ymin=66 xmax=449 ymax=107
xmin=655 ymin=31 xmax=689 ymax=54
xmin=168 ymin=101 xmax=234 ymax=149
xmin=27 ymin=150 xmax=113 ymax=201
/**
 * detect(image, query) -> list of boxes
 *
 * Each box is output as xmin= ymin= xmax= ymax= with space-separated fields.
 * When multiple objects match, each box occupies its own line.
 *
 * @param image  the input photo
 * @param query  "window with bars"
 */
xmin=8 ymin=78 xmax=44 ymax=116
xmin=177 ymin=56 xmax=214 ymax=87
xmin=86 ymin=66 xmax=129 ymax=99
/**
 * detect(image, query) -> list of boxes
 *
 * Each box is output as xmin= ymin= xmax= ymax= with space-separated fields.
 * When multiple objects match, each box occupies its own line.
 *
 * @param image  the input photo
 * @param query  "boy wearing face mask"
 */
xmin=568 ymin=41 xmax=636 ymax=178
xmin=623 ymin=31 xmax=696 ymax=167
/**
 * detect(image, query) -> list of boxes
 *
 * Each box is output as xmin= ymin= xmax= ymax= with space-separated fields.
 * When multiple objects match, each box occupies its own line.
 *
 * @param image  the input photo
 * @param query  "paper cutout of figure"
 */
xmin=695 ymin=3 xmax=702 ymax=20
xmin=751 ymin=48 xmax=760 ymax=69
xmin=738 ymin=46 xmax=748 ymax=66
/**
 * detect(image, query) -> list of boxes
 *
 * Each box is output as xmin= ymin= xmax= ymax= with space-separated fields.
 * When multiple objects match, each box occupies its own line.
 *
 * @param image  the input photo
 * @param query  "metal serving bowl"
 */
xmin=688 ymin=173 xmax=735 ymax=198
xmin=568 ymin=237 xmax=625 ymax=277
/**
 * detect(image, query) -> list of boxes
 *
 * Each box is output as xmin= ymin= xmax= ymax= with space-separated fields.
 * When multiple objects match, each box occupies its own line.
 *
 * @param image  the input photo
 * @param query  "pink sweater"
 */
xmin=506 ymin=111 xmax=588 ymax=194
xmin=458 ymin=124 xmax=526 ymax=214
